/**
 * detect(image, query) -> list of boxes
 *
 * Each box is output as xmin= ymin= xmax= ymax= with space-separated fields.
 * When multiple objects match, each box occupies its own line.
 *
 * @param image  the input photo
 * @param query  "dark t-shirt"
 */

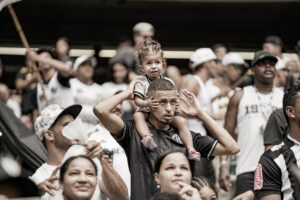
xmin=264 ymin=108 xmax=288 ymax=146
xmin=255 ymin=136 xmax=299 ymax=199
xmin=116 ymin=120 xmax=218 ymax=200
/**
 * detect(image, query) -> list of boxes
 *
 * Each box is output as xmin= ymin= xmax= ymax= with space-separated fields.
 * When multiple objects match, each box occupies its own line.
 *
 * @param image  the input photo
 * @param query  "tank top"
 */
xmin=236 ymin=85 xmax=283 ymax=175
xmin=186 ymin=75 xmax=212 ymax=136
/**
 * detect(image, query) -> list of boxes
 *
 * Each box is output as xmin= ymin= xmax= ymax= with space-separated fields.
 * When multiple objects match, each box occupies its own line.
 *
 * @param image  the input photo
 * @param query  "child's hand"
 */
xmin=148 ymin=96 xmax=159 ymax=110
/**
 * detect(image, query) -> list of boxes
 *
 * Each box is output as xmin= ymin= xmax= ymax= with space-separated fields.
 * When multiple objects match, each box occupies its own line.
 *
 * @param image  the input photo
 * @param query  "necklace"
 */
xmin=253 ymin=85 xmax=276 ymax=135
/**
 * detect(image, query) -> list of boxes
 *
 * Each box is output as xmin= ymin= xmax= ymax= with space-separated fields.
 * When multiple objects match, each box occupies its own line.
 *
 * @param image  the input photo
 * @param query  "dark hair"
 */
xmin=59 ymin=155 xmax=97 ymax=182
xmin=283 ymin=85 xmax=300 ymax=125
xmin=154 ymin=150 xmax=189 ymax=173
xmin=138 ymin=39 xmax=165 ymax=64
xmin=150 ymin=192 xmax=184 ymax=200
xmin=56 ymin=37 xmax=71 ymax=50
xmin=212 ymin=43 xmax=229 ymax=53
xmin=191 ymin=176 xmax=218 ymax=198
xmin=194 ymin=62 xmax=205 ymax=72
xmin=147 ymin=79 xmax=176 ymax=97
xmin=110 ymin=60 xmax=129 ymax=84
xmin=36 ymin=48 xmax=57 ymax=59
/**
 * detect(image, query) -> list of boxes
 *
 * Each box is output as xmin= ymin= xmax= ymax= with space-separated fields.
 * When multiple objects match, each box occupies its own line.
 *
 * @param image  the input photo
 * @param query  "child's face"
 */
xmin=140 ymin=52 xmax=165 ymax=80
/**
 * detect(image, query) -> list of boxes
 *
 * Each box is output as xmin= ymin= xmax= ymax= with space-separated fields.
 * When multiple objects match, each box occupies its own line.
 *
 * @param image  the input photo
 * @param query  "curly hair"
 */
xmin=138 ymin=39 xmax=165 ymax=64
xmin=191 ymin=176 xmax=218 ymax=199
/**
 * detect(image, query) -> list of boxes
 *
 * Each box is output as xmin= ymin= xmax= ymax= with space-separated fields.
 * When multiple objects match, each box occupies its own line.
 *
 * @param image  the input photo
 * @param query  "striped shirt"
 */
xmin=254 ymin=134 xmax=300 ymax=200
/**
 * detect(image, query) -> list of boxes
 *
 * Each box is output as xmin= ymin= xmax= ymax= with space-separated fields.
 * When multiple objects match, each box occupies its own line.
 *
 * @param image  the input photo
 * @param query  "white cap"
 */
xmin=73 ymin=55 xmax=97 ymax=71
xmin=222 ymin=52 xmax=246 ymax=66
xmin=190 ymin=48 xmax=217 ymax=69
xmin=34 ymin=104 xmax=82 ymax=140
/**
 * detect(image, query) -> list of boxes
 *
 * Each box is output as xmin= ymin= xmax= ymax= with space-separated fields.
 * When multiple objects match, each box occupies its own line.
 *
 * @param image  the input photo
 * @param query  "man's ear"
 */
xmin=44 ymin=130 xmax=55 ymax=142
xmin=154 ymin=172 xmax=160 ymax=185
xmin=286 ymin=106 xmax=295 ymax=119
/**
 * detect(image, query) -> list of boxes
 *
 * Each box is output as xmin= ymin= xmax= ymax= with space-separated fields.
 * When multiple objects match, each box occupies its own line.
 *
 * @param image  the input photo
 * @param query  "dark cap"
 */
xmin=264 ymin=35 xmax=285 ymax=52
xmin=251 ymin=50 xmax=278 ymax=67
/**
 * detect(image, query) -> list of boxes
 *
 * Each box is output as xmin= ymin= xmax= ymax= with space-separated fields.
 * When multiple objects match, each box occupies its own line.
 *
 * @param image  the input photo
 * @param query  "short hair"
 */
xmin=212 ymin=43 xmax=229 ymax=53
xmin=283 ymin=85 xmax=300 ymax=125
xmin=138 ymin=39 xmax=165 ymax=64
xmin=133 ymin=22 xmax=155 ymax=34
xmin=191 ymin=176 xmax=218 ymax=198
xmin=37 ymin=48 xmax=57 ymax=59
xmin=59 ymin=155 xmax=97 ymax=182
xmin=150 ymin=192 xmax=184 ymax=200
xmin=147 ymin=79 xmax=176 ymax=97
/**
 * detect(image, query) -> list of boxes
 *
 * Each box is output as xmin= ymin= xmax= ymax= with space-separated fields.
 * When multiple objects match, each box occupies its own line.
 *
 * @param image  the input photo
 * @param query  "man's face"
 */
xmin=290 ymin=92 xmax=300 ymax=127
xmin=77 ymin=61 xmax=94 ymax=80
xmin=252 ymin=58 xmax=276 ymax=85
xmin=150 ymin=90 xmax=177 ymax=126
xmin=38 ymin=52 xmax=52 ymax=71
xmin=51 ymin=114 xmax=75 ymax=150
xmin=263 ymin=43 xmax=281 ymax=57
xmin=207 ymin=60 xmax=219 ymax=78
xmin=226 ymin=64 xmax=243 ymax=84
xmin=134 ymin=30 xmax=154 ymax=48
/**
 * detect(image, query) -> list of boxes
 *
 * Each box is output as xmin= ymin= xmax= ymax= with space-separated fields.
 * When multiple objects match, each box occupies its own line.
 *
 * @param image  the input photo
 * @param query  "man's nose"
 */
xmin=165 ymin=102 xmax=172 ymax=111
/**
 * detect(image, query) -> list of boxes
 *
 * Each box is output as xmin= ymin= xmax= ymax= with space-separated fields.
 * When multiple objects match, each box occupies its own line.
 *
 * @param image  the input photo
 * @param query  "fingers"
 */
xmin=51 ymin=165 xmax=61 ymax=176
xmin=102 ymin=154 xmax=113 ymax=166
xmin=38 ymin=177 xmax=59 ymax=196
xmin=85 ymin=140 xmax=102 ymax=159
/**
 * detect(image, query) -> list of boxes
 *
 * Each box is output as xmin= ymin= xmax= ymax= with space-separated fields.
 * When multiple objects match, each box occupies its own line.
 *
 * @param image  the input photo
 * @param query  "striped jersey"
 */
xmin=254 ymin=135 xmax=300 ymax=200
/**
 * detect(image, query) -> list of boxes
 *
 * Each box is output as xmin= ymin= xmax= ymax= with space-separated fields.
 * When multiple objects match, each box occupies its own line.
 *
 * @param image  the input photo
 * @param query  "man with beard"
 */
xmin=219 ymin=50 xmax=284 ymax=197
xmin=30 ymin=104 xmax=128 ymax=199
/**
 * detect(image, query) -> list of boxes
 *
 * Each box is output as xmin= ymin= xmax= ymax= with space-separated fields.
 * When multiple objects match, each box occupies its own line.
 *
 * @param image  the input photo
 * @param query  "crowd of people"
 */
xmin=0 ymin=21 xmax=300 ymax=200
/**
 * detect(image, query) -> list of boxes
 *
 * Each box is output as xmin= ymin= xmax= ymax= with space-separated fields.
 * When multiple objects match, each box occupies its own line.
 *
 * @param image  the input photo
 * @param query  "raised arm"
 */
xmin=93 ymin=79 xmax=139 ymax=137
xmin=99 ymin=156 xmax=129 ymax=200
xmin=27 ymin=50 xmax=73 ymax=78
xmin=180 ymin=89 xmax=240 ymax=156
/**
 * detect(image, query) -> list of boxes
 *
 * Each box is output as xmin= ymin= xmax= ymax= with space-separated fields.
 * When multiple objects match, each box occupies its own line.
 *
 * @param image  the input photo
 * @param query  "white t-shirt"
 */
xmin=29 ymin=125 xmax=131 ymax=199
xmin=37 ymin=72 xmax=74 ymax=113
xmin=70 ymin=78 xmax=103 ymax=128
xmin=186 ymin=75 xmax=212 ymax=136
xmin=87 ymin=124 xmax=131 ymax=195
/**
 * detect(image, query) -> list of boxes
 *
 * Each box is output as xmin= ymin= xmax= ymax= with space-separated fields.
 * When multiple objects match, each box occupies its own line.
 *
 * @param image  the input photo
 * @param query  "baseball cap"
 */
xmin=264 ymin=35 xmax=285 ymax=52
xmin=251 ymin=50 xmax=278 ymax=67
xmin=73 ymin=55 xmax=97 ymax=71
xmin=34 ymin=104 xmax=82 ymax=140
xmin=190 ymin=48 xmax=217 ymax=69
xmin=222 ymin=52 xmax=247 ymax=66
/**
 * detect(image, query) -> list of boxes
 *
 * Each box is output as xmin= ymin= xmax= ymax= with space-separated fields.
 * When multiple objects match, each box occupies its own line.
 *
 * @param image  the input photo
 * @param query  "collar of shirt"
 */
xmin=287 ymin=134 xmax=300 ymax=146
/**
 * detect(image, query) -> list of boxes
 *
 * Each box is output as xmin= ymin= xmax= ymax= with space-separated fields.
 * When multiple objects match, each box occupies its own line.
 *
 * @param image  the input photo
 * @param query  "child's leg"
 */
xmin=171 ymin=115 xmax=200 ymax=160
xmin=133 ymin=112 xmax=157 ymax=150
xmin=134 ymin=112 xmax=150 ymax=137
xmin=171 ymin=115 xmax=194 ymax=149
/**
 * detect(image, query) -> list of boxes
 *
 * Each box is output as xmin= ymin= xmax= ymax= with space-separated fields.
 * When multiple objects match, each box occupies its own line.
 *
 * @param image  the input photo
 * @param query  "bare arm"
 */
xmin=218 ymin=89 xmax=243 ymax=190
xmin=93 ymin=79 xmax=138 ymax=138
xmin=182 ymin=76 xmax=199 ymax=96
xmin=180 ymin=89 xmax=240 ymax=156
xmin=27 ymin=50 xmax=73 ymax=78
xmin=15 ymin=71 xmax=38 ymax=91
xmin=99 ymin=157 xmax=129 ymax=200
xmin=134 ymin=95 xmax=150 ymax=108
xmin=260 ymin=194 xmax=281 ymax=200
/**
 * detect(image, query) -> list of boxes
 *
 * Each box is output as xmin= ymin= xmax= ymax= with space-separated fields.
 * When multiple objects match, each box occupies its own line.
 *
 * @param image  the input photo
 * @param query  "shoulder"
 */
xmin=229 ymin=88 xmax=244 ymax=105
